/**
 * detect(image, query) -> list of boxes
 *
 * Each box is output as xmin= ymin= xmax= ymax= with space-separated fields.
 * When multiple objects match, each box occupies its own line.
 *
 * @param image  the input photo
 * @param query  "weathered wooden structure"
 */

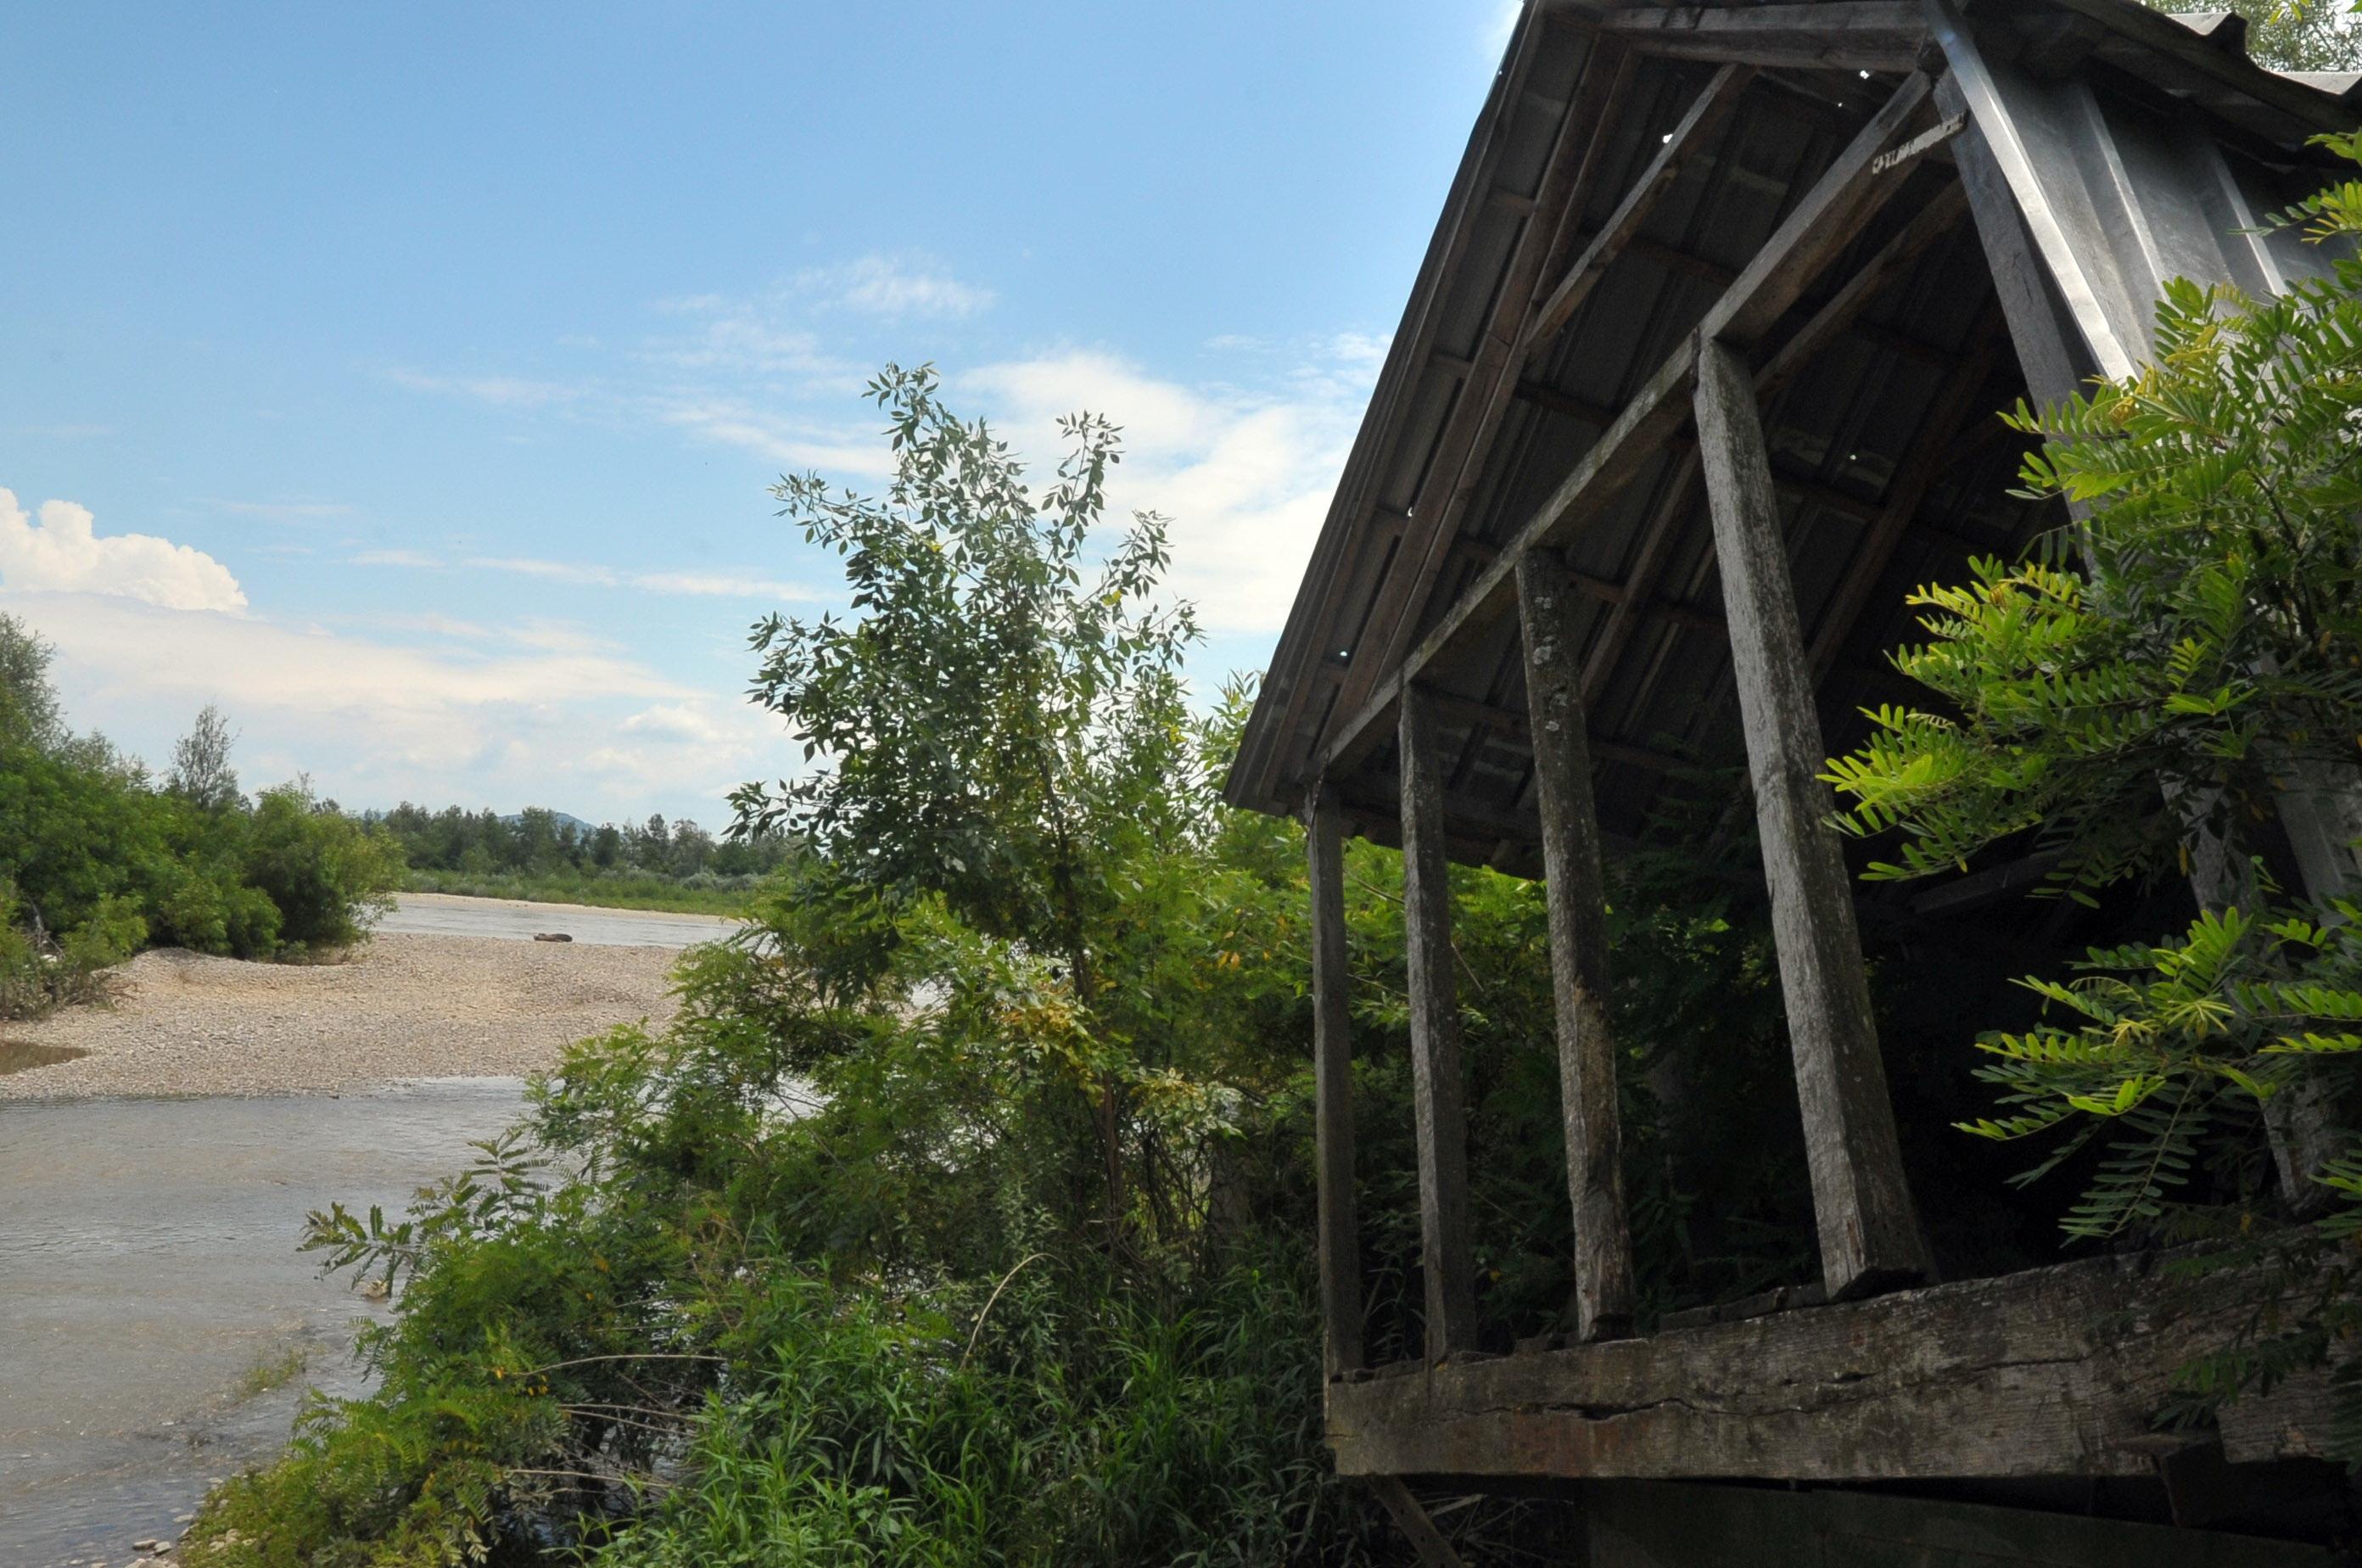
xmin=1224 ymin=0 xmax=2359 ymax=1558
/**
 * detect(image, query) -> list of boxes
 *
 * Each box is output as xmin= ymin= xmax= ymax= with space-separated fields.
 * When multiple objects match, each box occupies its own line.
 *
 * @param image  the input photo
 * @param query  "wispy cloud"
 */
xmin=465 ymin=555 xmax=816 ymax=602
xmin=212 ymin=499 xmax=356 ymax=522
xmin=957 ymin=337 xmax=1380 ymax=635
xmin=0 ymin=488 xmax=248 ymax=613
xmin=386 ymin=368 xmax=590 ymax=409
xmin=798 ymin=254 xmax=994 ymax=320
xmin=7 ymin=580 xmax=784 ymax=820
xmin=351 ymin=548 xmax=443 ymax=568
xmin=1482 ymin=0 xmax=1521 ymax=55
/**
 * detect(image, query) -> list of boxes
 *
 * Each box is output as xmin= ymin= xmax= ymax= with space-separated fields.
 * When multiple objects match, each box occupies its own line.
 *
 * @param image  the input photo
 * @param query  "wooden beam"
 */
xmin=1604 ymin=3 xmax=1930 ymax=74
xmin=1808 ymin=305 xmax=2007 ymax=676
xmin=1939 ymin=75 xmax=2092 ymax=412
xmin=2027 ymin=0 xmax=2353 ymax=136
xmin=1517 ymin=550 xmax=1638 ymax=1343
xmin=1755 ymin=177 xmax=1969 ymax=400
xmin=1368 ymin=1476 xmax=1467 ymax=1568
xmin=1315 ymin=70 xmax=1941 ymax=792
xmin=1526 ymin=62 xmax=1755 ymax=360
xmin=1320 ymin=42 xmax=1637 ymax=781
xmin=1694 ymin=337 xmax=1928 ymax=1301
xmin=1307 ymin=788 xmax=1364 ymax=1380
xmin=1576 ymin=71 xmax=1952 ymax=707
xmin=1709 ymin=71 xmax=1938 ymax=345
xmin=1323 ymin=1246 xmax=2340 ymax=1481
xmin=1250 ymin=15 xmax=1564 ymax=810
xmin=1400 ymin=686 xmax=1479 ymax=1360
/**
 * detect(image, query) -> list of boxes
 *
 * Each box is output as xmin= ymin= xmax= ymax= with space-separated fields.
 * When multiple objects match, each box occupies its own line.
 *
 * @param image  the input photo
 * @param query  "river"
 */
xmin=0 ymin=895 xmax=732 ymax=1567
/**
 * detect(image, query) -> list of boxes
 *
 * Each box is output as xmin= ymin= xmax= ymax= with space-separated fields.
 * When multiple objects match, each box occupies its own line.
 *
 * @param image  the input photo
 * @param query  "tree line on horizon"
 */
xmin=364 ymin=801 xmax=798 ymax=885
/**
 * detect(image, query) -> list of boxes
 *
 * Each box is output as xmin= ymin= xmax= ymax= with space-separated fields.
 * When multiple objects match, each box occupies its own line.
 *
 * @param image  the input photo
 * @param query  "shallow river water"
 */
xmin=0 ymin=896 xmax=733 ymax=1567
xmin=0 ymin=1078 xmax=530 ymax=1565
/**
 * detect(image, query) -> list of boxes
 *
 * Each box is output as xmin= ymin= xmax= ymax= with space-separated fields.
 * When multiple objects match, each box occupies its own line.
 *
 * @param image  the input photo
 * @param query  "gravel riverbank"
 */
xmin=0 ymin=932 xmax=691 ymax=1100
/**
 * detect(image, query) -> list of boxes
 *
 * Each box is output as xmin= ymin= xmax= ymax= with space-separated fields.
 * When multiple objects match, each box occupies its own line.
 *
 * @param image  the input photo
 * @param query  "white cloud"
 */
xmin=213 ymin=499 xmax=355 ymax=522
xmin=0 ymin=489 xmax=248 ymax=613
xmin=1483 ymin=0 xmax=1521 ymax=55
xmin=3 ymin=587 xmax=781 ymax=820
xmin=387 ymin=368 xmax=589 ymax=408
xmin=653 ymin=396 xmax=893 ymax=475
xmin=957 ymin=342 xmax=1377 ymax=634
xmin=465 ymin=555 xmax=817 ymax=602
xmin=800 ymin=254 xmax=994 ymax=319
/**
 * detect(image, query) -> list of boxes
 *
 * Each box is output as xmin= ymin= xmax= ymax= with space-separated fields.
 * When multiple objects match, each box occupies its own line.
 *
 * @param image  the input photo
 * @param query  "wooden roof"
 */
xmin=1222 ymin=0 xmax=2358 ymax=871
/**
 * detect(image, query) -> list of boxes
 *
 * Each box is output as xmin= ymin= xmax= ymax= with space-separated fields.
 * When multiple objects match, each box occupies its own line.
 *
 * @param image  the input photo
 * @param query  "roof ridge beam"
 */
xmin=1603 ymin=3 xmax=1930 ymax=75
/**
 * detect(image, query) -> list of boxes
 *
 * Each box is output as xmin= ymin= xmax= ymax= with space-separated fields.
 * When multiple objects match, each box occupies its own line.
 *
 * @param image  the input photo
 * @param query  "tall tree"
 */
xmin=166 ymin=703 xmax=242 ymax=812
xmin=734 ymin=363 xmax=1200 ymax=1220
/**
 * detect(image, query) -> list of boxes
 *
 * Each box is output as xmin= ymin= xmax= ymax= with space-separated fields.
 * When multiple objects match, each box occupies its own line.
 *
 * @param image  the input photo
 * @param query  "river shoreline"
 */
xmin=0 ymin=895 xmax=731 ymax=1101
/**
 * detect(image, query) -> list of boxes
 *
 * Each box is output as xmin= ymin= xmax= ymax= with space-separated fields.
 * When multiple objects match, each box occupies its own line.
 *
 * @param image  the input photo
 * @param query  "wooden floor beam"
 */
xmin=1694 ymin=338 xmax=1929 ymax=1301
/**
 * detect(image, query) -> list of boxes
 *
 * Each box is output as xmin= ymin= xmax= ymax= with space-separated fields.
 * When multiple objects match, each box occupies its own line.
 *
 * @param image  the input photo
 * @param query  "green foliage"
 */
xmin=0 ymin=612 xmax=64 ymax=749
xmin=188 ymin=371 xmax=1824 ymax=1564
xmin=1824 ymin=255 xmax=2362 ymax=899
xmin=734 ymin=362 xmax=1198 ymax=994
xmin=372 ymin=803 xmax=795 ymax=893
xmin=1825 ymin=146 xmax=2362 ymax=1458
xmin=0 ymin=616 xmax=405 ymax=1012
xmin=2145 ymin=0 xmax=2362 ymax=71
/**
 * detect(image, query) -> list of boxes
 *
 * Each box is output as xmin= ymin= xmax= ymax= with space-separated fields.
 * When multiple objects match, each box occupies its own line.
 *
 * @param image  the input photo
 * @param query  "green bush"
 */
xmin=0 ymin=613 xmax=405 ymax=987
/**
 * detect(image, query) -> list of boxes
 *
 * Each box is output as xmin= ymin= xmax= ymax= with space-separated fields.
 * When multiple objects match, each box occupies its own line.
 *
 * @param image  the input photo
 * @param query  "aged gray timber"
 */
xmin=1604 ymin=2 xmax=1929 ymax=74
xmin=1369 ymin=1476 xmax=1467 ymax=1568
xmin=1693 ymin=338 xmax=1928 ymax=1299
xmin=1307 ymin=789 xmax=1365 ymax=1378
xmin=1525 ymin=62 xmax=1754 ymax=359
xmin=1316 ymin=71 xmax=1942 ymax=787
xmin=1325 ymin=1249 xmax=2337 ymax=1482
xmin=1516 ymin=549 xmax=1638 ymax=1342
xmin=1400 ymin=685 xmax=1479 ymax=1359
xmin=1347 ymin=41 xmax=1641 ymax=727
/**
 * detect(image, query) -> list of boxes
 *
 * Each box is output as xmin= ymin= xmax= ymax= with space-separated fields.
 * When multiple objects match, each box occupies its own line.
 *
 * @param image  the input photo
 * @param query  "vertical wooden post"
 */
xmin=1307 ymin=787 xmax=1365 ymax=1377
xmin=1399 ymin=685 xmax=1479 ymax=1358
xmin=1515 ymin=549 xmax=1638 ymax=1342
xmin=1693 ymin=337 xmax=1930 ymax=1301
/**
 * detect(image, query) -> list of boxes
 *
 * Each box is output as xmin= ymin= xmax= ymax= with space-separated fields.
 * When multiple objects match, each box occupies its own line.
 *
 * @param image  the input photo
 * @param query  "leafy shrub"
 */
xmin=1822 ymin=139 xmax=2362 ymax=1456
xmin=0 ymin=613 xmax=403 ymax=975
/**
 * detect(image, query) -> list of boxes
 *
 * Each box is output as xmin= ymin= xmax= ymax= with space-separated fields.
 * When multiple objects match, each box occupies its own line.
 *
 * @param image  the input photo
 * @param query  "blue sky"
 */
xmin=2 ymin=2 xmax=1513 ymax=826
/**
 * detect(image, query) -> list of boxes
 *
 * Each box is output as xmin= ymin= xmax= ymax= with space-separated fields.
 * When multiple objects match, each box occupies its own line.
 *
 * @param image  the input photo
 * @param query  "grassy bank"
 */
xmin=400 ymin=867 xmax=756 ymax=916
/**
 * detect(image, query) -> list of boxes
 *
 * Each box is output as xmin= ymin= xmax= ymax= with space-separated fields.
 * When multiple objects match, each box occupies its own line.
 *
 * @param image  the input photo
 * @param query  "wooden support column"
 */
xmin=1693 ymin=337 xmax=1929 ymax=1301
xmin=1307 ymin=787 xmax=1366 ymax=1377
xmin=1515 ymin=549 xmax=1638 ymax=1342
xmin=1400 ymin=685 xmax=1479 ymax=1358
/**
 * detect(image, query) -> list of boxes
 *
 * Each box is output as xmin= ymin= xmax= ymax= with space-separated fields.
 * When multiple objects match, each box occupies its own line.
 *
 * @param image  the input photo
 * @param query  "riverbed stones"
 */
xmin=0 ymin=932 xmax=687 ymax=1099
